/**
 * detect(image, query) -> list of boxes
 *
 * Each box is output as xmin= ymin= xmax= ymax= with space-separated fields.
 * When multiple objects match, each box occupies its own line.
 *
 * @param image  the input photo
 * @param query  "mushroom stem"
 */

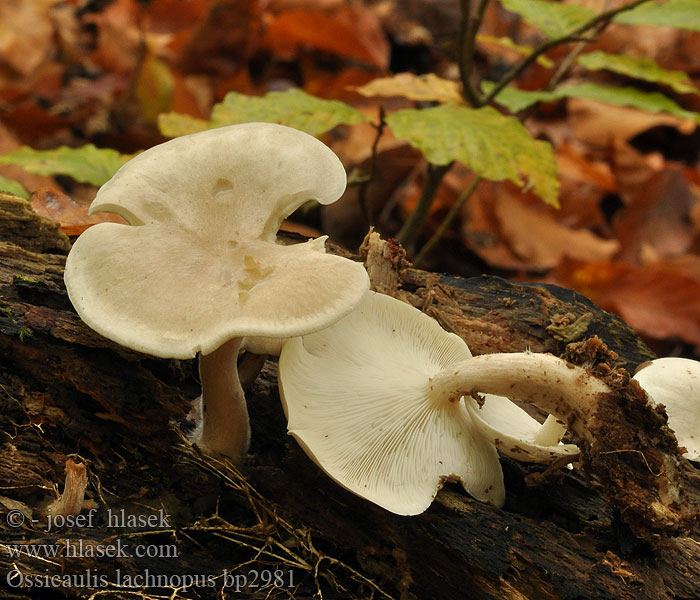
xmin=431 ymin=352 xmax=610 ymax=442
xmin=431 ymin=352 xmax=699 ymax=538
xmin=431 ymin=352 xmax=609 ymax=443
xmin=194 ymin=337 xmax=250 ymax=461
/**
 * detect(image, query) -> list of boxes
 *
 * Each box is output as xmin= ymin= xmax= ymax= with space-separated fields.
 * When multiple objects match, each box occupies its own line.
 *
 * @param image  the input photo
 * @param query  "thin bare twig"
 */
xmin=459 ymin=0 xmax=490 ymax=106
xmin=413 ymin=176 xmax=481 ymax=267
xmin=396 ymin=163 xmax=452 ymax=248
xmin=357 ymin=106 xmax=387 ymax=227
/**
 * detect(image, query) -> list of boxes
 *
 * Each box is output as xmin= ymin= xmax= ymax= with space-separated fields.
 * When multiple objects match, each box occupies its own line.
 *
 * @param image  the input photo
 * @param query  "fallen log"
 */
xmin=1 ymin=194 xmax=698 ymax=600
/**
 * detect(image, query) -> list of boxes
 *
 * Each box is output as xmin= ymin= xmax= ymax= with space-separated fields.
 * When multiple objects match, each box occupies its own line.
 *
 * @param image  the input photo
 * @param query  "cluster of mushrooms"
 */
xmin=64 ymin=123 xmax=699 ymax=518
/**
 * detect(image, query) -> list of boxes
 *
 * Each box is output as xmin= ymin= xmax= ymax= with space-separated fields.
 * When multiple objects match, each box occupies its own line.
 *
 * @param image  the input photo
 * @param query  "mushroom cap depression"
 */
xmin=279 ymin=291 xmax=576 ymax=515
xmin=634 ymin=357 xmax=700 ymax=461
xmin=64 ymin=123 xmax=369 ymax=358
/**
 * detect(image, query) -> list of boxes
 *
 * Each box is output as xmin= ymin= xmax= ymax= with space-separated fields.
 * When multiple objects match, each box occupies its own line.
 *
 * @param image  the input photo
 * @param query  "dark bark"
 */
xmin=0 ymin=195 xmax=699 ymax=600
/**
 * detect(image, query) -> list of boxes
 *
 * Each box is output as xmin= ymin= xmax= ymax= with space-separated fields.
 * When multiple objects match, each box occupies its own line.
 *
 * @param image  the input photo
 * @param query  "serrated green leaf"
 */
xmin=212 ymin=89 xmax=368 ymax=135
xmin=577 ymin=50 xmax=699 ymax=95
xmin=159 ymin=88 xmax=368 ymax=138
xmin=0 ymin=145 xmax=131 ymax=186
xmin=481 ymin=81 xmax=551 ymax=113
xmin=557 ymin=83 xmax=700 ymax=122
xmin=157 ymin=113 xmax=210 ymax=137
xmin=0 ymin=175 xmax=29 ymax=199
xmin=500 ymin=0 xmax=594 ymax=38
xmin=386 ymin=104 xmax=560 ymax=207
xmin=614 ymin=0 xmax=700 ymax=32
xmin=485 ymin=81 xmax=700 ymax=123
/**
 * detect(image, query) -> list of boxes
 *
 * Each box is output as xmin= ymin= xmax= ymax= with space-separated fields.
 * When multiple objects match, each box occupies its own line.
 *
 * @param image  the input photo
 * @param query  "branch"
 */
xmin=413 ymin=176 xmax=481 ymax=267
xmin=459 ymin=0 xmax=489 ymax=106
xmin=357 ymin=106 xmax=387 ymax=227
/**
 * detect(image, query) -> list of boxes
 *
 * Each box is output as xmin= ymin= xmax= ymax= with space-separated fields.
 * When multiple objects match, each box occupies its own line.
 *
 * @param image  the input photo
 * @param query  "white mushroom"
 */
xmin=633 ymin=357 xmax=700 ymax=461
xmin=466 ymin=396 xmax=571 ymax=463
xmin=279 ymin=291 xmax=582 ymax=515
xmin=64 ymin=122 xmax=370 ymax=461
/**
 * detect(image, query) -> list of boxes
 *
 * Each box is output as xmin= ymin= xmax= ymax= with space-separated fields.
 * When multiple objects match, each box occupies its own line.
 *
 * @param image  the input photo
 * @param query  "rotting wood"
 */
xmin=0 ymin=196 xmax=698 ymax=600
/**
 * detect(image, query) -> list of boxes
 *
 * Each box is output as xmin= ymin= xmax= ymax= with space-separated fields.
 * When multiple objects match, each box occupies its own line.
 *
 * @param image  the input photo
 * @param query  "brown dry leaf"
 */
xmin=269 ymin=1 xmax=345 ymax=9
xmin=662 ymin=254 xmax=700 ymax=282
xmin=85 ymin=0 xmax=142 ymax=75
xmin=48 ymin=2 xmax=87 ymax=67
xmin=557 ymin=142 xmax=616 ymax=192
xmin=0 ymin=0 xmax=54 ymax=76
xmin=177 ymin=0 xmax=262 ymax=74
xmin=568 ymin=98 xmax=697 ymax=148
xmin=609 ymin=137 xmax=664 ymax=204
xmin=550 ymin=259 xmax=700 ymax=349
xmin=463 ymin=182 xmax=619 ymax=271
xmin=614 ymin=168 xmax=698 ymax=264
xmin=170 ymin=73 xmax=211 ymax=118
xmin=462 ymin=182 xmax=527 ymax=270
xmin=264 ymin=5 xmax=389 ymax=69
xmin=302 ymin=66 xmax=377 ymax=102
xmin=353 ymin=73 xmax=464 ymax=104
xmin=30 ymin=188 xmax=126 ymax=237
xmin=555 ymin=141 xmax=616 ymax=232
xmin=144 ymin=0 xmax=210 ymax=36
xmin=495 ymin=193 xmax=620 ymax=270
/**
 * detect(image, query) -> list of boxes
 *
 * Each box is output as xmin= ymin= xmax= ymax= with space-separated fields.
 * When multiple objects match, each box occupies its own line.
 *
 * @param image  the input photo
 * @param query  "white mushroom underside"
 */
xmin=65 ymin=228 xmax=369 ymax=358
xmin=280 ymin=291 xmax=574 ymax=515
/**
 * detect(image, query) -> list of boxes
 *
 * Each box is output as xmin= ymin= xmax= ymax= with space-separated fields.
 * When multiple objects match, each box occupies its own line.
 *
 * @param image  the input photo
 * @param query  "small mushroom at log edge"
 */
xmin=278 ymin=291 xmax=580 ymax=516
xmin=46 ymin=460 xmax=87 ymax=519
xmin=64 ymin=122 xmax=370 ymax=461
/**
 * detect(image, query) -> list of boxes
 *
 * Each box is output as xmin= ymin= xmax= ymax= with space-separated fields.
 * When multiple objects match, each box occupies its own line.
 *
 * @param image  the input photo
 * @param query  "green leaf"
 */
xmin=481 ymin=81 xmax=552 ymax=113
xmin=577 ymin=50 xmax=699 ymax=95
xmin=135 ymin=53 xmax=175 ymax=124
xmin=614 ymin=0 xmax=700 ymax=32
xmin=159 ymin=88 xmax=368 ymax=138
xmin=0 ymin=145 xmax=131 ymax=186
xmin=499 ymin=0 xmax=594 ymax=38
xmin=0 ymin=175 xmax=29 ymax=199
xmin=485 ymin=81 xmax=700 ymax=123
xmin=157 ymin=113 xmax=210 ymax=138
xmin=385 ymin=104 xmax=560 ymax=207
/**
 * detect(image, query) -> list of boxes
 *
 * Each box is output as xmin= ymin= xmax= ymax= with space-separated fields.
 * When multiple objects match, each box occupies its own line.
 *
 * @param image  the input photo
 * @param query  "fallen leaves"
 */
xmin=461 ymin=181 xmax=618 ymax=271
xmin=29 ymin=188 xmax=126 ymax=237
xmin=495 ymin=193 xmax=620 ymax=269
xmin=263 ymin=4 xmax=390 ymax=69
xmin=0 ymin=0 xmax=698 ymax=355
xmin=550 ymin=259 xmax=700 ymax=349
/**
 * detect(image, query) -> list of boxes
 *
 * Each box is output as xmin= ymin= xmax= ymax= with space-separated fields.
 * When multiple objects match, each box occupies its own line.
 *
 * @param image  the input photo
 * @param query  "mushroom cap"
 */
xmin=633 ymin=357 xmax=700 ymax=461
xmin=64 ymin=123 xmax=369 ymax=358
xmin=279 ymin=291 xmax=505 ymax=515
